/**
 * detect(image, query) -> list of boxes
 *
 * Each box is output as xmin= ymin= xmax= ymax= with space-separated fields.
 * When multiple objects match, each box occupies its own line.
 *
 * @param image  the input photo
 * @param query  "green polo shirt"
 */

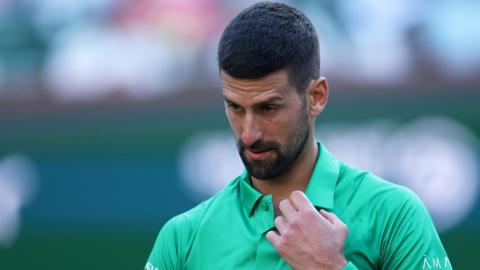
xmin=145 ymin=143 xmax=452 ymax=269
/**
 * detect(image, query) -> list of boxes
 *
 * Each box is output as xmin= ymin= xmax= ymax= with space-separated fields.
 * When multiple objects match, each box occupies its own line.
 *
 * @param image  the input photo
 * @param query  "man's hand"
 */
xmin=266 ymin=191 xmax=348 ymax=270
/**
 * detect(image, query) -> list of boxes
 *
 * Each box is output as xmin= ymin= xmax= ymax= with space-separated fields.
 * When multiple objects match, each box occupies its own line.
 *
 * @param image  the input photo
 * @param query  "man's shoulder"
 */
xmin=337 ymin=162 xmax=425 ymax=214
xmin=162 ymin=174 xmax=243 ymax=234
xmin=146 ymin=176 xmax=244 ymax=268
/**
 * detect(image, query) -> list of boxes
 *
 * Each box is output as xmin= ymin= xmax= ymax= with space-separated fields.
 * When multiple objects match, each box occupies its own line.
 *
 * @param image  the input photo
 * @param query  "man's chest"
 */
xmin=182 ymin=206 xmax=284 ymax=269
xmin=183 ymin=212 xmax=380 ymax=270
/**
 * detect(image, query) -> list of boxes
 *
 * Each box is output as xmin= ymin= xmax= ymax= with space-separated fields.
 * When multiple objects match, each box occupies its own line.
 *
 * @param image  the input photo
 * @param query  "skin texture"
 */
xmin=221 ymin=69 xmax=347 ymax=270
xmin=225 ymin=71 xmax=310 ymax=180
xmin=267 ymin=191 xmax=348 ymax=270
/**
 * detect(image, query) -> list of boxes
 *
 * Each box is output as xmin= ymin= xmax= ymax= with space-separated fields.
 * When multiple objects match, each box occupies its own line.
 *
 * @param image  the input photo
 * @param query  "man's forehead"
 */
xmin=220 ymin=69 xmax=294 ymax=95
xmin=223 ymin=93 xmax=286 ymax=105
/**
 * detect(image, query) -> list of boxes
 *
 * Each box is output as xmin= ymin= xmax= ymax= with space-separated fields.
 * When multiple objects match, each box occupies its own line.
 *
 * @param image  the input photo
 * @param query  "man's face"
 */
xmin=221 ymin=69 xmax=310 ymax=180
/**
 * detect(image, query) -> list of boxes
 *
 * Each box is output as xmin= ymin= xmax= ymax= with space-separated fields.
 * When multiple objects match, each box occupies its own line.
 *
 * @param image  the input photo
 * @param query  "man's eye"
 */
xmin=262 ymin=105 xmax=277 ymax=113
xmin=228 ymin=104 xmax=241 ymax=112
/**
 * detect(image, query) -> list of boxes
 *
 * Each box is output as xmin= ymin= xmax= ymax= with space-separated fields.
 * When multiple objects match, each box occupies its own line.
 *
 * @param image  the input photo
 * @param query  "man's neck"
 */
xmin=251 ymin=137 xmax=318 ymax=206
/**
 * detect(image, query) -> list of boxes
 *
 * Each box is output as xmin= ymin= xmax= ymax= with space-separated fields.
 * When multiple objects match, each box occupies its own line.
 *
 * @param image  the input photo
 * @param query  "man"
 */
xmin=145 ymin=2 xmax=452 ymax=269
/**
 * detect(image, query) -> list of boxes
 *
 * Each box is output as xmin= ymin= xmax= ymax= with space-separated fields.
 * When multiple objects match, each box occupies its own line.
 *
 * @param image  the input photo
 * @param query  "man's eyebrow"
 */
xmin=260 ymin=96 xmax=285 ymax=104
xmin=223 ymin=95 xmax=285 ymax=105
xmin=223 ymin=97 xmax=238 ymax=104
xmin=223 ymin=96 xmax=285 ymax=106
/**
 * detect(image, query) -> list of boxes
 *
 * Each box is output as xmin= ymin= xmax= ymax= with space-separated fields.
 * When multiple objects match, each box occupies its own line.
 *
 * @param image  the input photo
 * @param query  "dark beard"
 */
xmin=237 ymin=112 xmax=310 ymax=180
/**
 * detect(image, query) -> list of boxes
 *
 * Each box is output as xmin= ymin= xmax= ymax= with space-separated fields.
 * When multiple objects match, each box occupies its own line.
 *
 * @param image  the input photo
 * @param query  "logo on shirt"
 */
xmin=423 ymin=255 xmax=451 ymax=269
xmin=145 ymin=262 xmax=159 ymax=270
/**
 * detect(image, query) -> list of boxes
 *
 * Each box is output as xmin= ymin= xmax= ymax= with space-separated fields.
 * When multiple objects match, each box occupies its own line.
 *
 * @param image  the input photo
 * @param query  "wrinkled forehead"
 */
xmin=221 ymin=69 xmax=295 ymax=102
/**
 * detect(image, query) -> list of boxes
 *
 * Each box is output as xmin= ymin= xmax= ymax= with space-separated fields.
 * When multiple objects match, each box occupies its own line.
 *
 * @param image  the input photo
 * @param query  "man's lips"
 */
xmin=246 ymin=149 xmax=273 ymax=159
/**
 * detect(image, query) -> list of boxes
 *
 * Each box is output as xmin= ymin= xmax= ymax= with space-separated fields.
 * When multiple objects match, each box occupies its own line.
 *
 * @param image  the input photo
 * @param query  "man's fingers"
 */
xmin=274 ymin=216 xmax=287 ymax=234
xmin=320 ymin=209 xmax=345 ymax=227
xmin=266 ymin=230 xmax=281 ymax=248
xmin=290 ymin=190 xmax=316 ymax=212
xmin=279 ymin=199 xmax=298 ymax=220
xmin=319 ymin=209 xmax=336 ymax=225
xmin=320 ymin=210 xmax=349 ymax=238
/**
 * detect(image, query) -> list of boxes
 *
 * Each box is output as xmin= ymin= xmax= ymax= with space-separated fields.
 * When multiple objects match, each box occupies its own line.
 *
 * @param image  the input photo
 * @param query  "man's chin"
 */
xmin=240 ymin=152 xmax=281 ymax=179
xmin=245 ymin=158 xmax=273 ymax=171
xmin=245 ymin=163 xmax=280 ymax=180
xmin=248 ymin=171 xmax=273 ymax=181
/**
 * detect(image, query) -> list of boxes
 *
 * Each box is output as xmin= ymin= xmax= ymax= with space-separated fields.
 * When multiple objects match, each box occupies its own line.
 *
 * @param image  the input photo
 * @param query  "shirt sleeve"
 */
xmin=381 ymin=188 xmax=452 ymax=269
xmin=145 ymin=218 xmax=183 ymax=270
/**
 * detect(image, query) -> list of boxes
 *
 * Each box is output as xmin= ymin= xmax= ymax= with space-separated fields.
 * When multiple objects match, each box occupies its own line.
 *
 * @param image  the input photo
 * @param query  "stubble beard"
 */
xmin=237 ymin=110 xmax=310 ymax=180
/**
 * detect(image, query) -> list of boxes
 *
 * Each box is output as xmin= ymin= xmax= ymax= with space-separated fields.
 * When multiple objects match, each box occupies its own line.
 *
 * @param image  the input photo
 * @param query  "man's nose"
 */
xmin=241 ymin=113 xmax=262 ymax=147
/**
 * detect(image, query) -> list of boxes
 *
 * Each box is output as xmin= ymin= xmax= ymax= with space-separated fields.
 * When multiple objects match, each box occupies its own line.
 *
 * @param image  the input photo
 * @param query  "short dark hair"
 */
xmin=218 ymin=2 xmax=320 ymax=94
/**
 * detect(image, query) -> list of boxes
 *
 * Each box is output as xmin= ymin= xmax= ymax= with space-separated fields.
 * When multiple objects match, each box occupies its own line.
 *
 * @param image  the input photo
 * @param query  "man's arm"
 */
xmin=381 ymin=188 xmax=452 ymax=269
xmin=145 ymin=218 xmax=183 ymax=270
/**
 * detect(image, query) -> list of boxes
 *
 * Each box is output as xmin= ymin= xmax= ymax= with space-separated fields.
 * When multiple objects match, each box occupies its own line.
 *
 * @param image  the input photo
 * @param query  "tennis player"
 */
xmin=145 ymin=2 xmax=452 ymax=269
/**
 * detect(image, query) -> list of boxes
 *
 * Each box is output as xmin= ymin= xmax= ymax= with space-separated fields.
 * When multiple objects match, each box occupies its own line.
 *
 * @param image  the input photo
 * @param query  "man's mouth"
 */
xmin=246 ymin=148 xmax=273 ymax=160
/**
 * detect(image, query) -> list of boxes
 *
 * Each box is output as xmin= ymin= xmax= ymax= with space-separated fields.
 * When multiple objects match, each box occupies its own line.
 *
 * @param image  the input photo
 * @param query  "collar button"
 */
xmin=261 ymin=202 xmax=269 ymax=211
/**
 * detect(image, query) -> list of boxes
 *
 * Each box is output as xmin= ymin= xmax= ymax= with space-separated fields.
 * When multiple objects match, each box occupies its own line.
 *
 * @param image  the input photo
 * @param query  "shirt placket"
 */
xmin=253 ymin=196 xmax=290 ymax=269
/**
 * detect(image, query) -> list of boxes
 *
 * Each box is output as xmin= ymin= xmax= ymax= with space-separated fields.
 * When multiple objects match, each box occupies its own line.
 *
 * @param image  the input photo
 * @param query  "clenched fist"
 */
xmin=266 ymin=191 xmax=348 ymax=270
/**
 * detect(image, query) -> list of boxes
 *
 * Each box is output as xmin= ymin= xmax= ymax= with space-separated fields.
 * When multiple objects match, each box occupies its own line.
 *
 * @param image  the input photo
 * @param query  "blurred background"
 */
xmin=0 ymin=0 xmax=479 ymax=269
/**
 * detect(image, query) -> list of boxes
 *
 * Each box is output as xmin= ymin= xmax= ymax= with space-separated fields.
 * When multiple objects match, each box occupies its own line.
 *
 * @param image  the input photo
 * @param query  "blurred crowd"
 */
xmin=0 ymin=0 xmax=479 ymax=103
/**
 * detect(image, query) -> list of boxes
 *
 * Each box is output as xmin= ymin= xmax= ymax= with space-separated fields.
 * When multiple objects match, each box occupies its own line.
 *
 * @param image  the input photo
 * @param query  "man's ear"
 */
xmin=307 ymin=77 xmax=329 ymax=116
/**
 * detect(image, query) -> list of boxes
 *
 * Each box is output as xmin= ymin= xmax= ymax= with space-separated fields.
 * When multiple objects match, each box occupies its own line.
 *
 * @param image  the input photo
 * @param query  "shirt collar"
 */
xmin=305 ymin=142 xmax=339 ymax=210
xmin=239 ymin=142 xmax=340 ymax=215
xmin=238 ymin=170 xmax=264 ymax=216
